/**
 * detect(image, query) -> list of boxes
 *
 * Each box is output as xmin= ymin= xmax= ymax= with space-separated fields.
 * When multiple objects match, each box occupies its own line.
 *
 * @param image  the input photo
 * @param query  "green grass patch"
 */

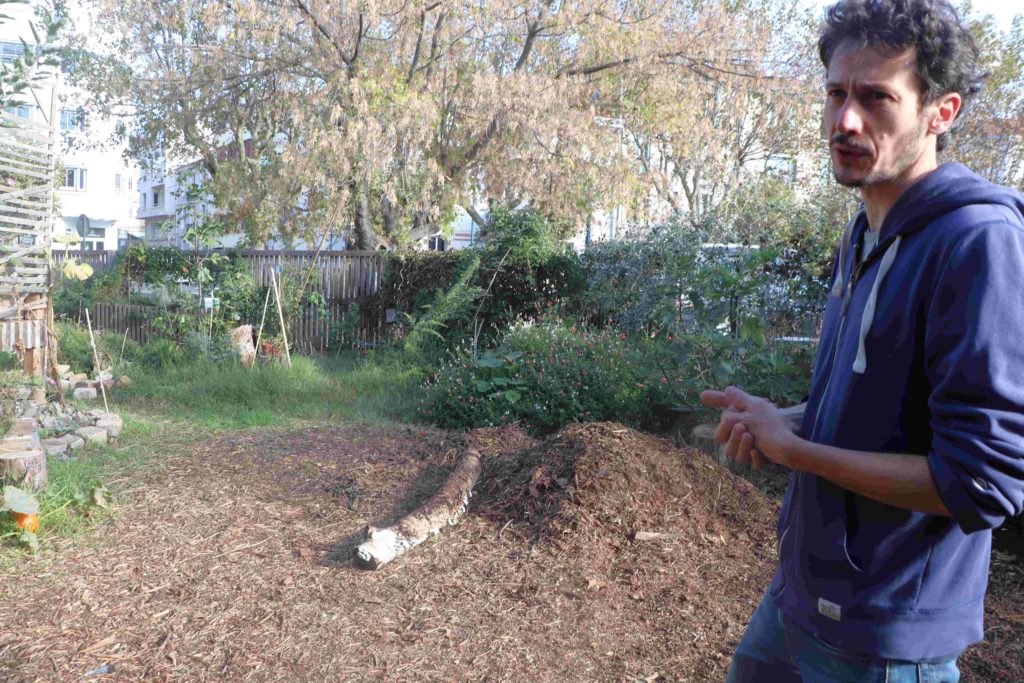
xmin=0 ymin=418 xmax=177 ymax=565
xmin=115 ymin=352 xmax=425 ymax=429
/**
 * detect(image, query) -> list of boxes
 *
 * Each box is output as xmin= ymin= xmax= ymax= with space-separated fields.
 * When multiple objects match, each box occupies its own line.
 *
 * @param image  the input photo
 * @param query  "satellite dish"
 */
xmin=76 ymin=214 xmax=89 ymax=238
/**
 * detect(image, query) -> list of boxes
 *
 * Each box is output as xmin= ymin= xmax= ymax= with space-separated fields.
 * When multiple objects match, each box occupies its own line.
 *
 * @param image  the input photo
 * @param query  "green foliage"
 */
xmin=402 ymin=254 xmax=482 ymax=363
xmin=329 ymin=303 xmax=361 ymax=351
xmin=643 ymin=334 xmax=815 ymax=414
xmin=372 ymin=209 xmax=585 ymax=353
xmin=183 ymin=331 xmax=235 ymax=363
xmin=423 ymin=321 xmax=654 ymax=434
xmin=0 ymin=485 xmax=40 ymax=553
xmin=118 ymin=244 xmax=189 ymax=284
xmin=479 ymin=206 xmax=560 ymax=267
xmin=0 ymin=0 xmax=67 ymax=109
xmin=139 ymin=338 xmax=183 ymax=370
xmin=1 ymin=449 xmax=118 ymax=556
xmin=575 ymin=213 xmax=835 ymax=340
xmin=0 ymin=351 xmax=18 ymax=371
xmin=55 ymin=320 xmax=95 ymax=372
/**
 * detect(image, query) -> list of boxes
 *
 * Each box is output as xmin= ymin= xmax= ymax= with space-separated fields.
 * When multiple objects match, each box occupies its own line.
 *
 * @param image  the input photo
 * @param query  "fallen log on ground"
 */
xmin=354 ymin=449 xmax=482 ymax=570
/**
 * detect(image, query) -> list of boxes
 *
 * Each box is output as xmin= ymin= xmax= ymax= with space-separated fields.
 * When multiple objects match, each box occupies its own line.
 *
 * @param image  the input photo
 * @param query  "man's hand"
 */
xmin=700 ymin=386 xmax=800 ymax=469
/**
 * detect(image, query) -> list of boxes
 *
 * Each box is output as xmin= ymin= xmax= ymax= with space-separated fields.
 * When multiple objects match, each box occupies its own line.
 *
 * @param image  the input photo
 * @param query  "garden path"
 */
xmin=0 ymin=422 xmax=1020 ymax=682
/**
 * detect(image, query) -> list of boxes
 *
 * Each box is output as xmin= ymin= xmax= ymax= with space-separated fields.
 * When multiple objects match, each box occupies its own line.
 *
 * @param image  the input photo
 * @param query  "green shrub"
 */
xmin=0 ymin=351 xmax=18 ymax=371
xmin=368 ymin=209 xmax=585 ymax=353
xmin=183 ymin=332 xmax=235 ymax=363
xmin=56 ymin=321 xmax=96 ymax=373
xmin=140 ymin=338 xmax=184 ymax=370
xmin=423 ymin=321 xmax=653 ymax=434
xmin=641 ymin=333 xmax=815 ymax=415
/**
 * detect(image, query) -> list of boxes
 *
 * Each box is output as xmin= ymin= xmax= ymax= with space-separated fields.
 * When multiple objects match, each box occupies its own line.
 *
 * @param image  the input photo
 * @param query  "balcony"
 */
xmin=137 ymin=203 xmax=171 ymax=220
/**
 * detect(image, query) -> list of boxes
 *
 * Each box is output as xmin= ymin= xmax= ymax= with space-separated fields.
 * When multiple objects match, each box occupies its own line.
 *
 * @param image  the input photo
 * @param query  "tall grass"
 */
xmin=115 ymin=352 xmax=424 ymax=429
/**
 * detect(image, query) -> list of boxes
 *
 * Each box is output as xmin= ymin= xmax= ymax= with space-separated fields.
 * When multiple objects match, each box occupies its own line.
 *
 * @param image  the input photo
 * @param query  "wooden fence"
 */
xmin=85 ymin=301 xmax=385 ymax=352
xmin=53 ymin=249 xmax=387 ymax=304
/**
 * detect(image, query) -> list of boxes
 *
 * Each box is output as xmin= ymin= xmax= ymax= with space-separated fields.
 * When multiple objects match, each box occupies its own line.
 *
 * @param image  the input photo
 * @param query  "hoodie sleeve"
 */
xmin=925 ymin=215 xmax=1024 ymax=534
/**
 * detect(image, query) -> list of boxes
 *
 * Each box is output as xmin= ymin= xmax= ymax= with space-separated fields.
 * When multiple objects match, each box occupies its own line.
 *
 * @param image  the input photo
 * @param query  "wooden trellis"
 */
xmin=0 ymin=101 xmax=57 ymax=377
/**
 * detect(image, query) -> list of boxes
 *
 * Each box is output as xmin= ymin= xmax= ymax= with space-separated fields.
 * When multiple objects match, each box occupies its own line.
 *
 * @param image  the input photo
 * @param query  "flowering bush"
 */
xmin=422 ymin=321 xmax=656 ymax=434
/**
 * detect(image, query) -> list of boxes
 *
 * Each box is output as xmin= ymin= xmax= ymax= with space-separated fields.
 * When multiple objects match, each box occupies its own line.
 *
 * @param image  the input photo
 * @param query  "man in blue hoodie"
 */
xmin=701 ymin=1 xmax=1024 ymax=681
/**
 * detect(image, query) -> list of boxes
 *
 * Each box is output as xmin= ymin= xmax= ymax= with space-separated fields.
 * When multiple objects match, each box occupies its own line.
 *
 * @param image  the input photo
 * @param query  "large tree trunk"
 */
xmin=355 ymin=449 xmax=481 ymax=569
xmin=350 ymin=184 xmax=379 ymax=250
xmin=381 ymin=196 xmax=399 ymax=241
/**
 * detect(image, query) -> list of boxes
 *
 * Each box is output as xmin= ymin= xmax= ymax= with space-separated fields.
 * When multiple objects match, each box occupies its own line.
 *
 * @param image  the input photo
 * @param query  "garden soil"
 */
xmin=0 ymin=422 xmax=1020 ymax=681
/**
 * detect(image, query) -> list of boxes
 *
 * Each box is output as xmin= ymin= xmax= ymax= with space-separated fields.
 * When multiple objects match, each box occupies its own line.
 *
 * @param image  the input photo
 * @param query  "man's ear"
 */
xmin=929 ymin=92 xmax=963 ymax=136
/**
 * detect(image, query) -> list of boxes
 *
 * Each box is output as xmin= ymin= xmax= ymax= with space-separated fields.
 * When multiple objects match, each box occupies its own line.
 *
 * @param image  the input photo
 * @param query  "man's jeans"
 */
xmin=725 ymin=592 xmax=961 ymax=683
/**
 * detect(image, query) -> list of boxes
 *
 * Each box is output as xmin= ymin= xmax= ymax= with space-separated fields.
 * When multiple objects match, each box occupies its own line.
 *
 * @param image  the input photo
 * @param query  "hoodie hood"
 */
xmin=831 ymin=163 xmax=1024 ymax=374
xmin=876 ymin=162 xmax=1024 ymax=246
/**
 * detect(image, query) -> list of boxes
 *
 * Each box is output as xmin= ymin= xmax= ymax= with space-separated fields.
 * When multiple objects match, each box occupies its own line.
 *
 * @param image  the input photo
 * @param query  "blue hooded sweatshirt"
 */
xmin=768 ymin=163 xmax=1024 ymax=661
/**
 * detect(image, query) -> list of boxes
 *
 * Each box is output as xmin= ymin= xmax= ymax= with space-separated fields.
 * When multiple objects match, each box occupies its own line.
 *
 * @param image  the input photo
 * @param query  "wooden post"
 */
xmin=119 ymin=328 xmax=129 ymax=365
xmin=251 ymin=285 xmax=271 ymax=371
xmin=84 ymin=309 xmax=110 ymax=414
xmin=270 ymin=270 xmax=292 ymax=367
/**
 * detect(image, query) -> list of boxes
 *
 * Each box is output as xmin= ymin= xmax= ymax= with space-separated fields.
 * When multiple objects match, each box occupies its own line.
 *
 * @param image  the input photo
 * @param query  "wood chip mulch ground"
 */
xmin=0 ymin=421 xmax=1020 ymax=682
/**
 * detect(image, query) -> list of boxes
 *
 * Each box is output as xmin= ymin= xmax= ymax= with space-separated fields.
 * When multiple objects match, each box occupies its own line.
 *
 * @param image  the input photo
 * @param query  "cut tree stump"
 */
xmin=0 ymin=449 xmax=47 ymax=490
xmin=355 ymin=449 xmax=482 ymax=570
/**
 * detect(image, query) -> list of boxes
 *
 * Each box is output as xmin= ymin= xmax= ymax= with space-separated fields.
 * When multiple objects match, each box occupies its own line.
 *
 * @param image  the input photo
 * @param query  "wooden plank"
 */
xmin=0 ymin=200 xmax=49 ymax=214
xmin=0 ymin=205 xmax=48 ymax=218
xmin=0 ymin=213 xmax=48 ymax=229
xmin=0 ymin=138 xmax=54 ymax=158
xmin=0 ymin=184 xmax=48 ymax=201
xmin=0 ymin=144 xmax=53 ymax=169
xmin=0 ymin=163 xmax=50 ymax=181
xmin=0 ymin=113 xmax=51 ymax=134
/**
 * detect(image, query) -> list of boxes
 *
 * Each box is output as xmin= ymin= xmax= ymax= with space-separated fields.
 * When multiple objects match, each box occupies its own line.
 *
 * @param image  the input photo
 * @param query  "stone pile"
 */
xmin=4 ymin=369 xmax=126 ymax=466
xmin=52 ymin=364 xmax=125 ymax=403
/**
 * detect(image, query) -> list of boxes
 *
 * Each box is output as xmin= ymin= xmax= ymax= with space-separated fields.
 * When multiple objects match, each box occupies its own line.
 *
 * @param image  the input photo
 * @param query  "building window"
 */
xmin=153 ymin=191 xmax=161 ymax=206
xmin=141 ymin=193 xmax=147 ymax=209
xmin=63 ymin=167 xmax=87 ymax=190
xmin=4 ymin=104 xmax=32 ymax=119
xmin=114 ymin=174 xmax=122 ymax=193
xmin=128 ymin=178 xmax=133 ymax=190
xmin=427 ymin=235 xmax=446 ymax=252
xmin=0 ymin=41 xmax=23 ymax=65
xmin=59 ymin=108 xmax=84 ymax=132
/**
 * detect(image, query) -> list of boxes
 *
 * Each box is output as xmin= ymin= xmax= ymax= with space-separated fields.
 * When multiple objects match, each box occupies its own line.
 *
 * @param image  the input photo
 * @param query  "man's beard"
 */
xmin=831 ymin=119 xmax=928 ymax=189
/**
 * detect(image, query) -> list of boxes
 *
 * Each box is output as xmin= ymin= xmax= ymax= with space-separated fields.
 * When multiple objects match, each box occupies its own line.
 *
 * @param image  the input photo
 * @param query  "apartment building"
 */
xmin=1 ymin=1 xmax=143 ymax=252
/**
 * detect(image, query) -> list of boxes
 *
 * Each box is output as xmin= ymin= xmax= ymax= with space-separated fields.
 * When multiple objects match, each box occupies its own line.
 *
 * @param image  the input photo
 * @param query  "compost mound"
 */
xmin=474 ymin=421 xmax=779 ymax=557
xmin=462 ymin=424 xmax=538 ymax=458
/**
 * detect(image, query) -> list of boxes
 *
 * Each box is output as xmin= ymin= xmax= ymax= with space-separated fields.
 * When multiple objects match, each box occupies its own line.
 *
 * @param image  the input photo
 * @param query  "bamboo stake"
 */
xmin=84 ymin=309 xmax=110 ymax=414
xmin=270 ymin=270 xmax=292 ymax=367
xmin=251 ymin=285 xmax=272 ymax=371
xmin=119 ymin=328 xmax=129 ymax=365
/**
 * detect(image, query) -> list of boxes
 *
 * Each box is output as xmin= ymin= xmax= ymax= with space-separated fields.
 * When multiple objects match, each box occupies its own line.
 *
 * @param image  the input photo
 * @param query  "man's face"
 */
xmin=824 ymin=43 xmax=934 ymax=189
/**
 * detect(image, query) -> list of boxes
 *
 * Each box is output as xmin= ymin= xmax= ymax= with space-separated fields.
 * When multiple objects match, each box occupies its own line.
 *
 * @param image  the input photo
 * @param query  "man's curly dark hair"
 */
xmin=819 ymin=0 xmax=987 ymax=151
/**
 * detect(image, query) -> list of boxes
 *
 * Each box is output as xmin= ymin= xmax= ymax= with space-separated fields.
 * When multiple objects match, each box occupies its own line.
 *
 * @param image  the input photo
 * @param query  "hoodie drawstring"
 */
xmin=830 ymin=213 xmax=861 ymax=299
xmin=852 ymin=235 xmax=902 ymax=374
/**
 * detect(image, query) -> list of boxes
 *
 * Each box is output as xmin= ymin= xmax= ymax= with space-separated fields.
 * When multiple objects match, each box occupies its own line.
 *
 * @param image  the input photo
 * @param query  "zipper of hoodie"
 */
xmin=789 ymin=254 xmax=867 ymax=548
xmin=810 ymin=257 xmax=868 ymax=439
